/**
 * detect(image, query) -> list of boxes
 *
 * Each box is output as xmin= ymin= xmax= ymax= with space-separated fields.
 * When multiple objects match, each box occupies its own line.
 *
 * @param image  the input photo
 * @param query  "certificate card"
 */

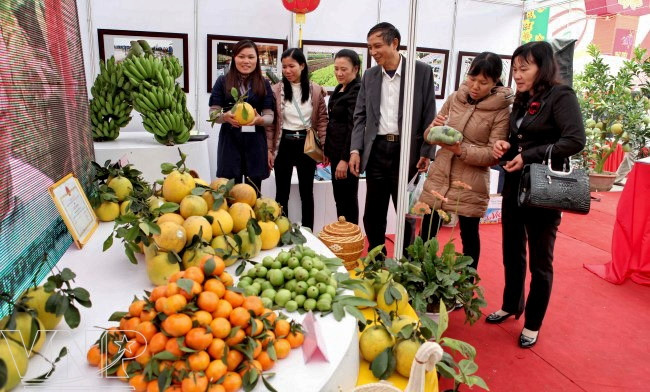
xmin=48 ymin=174 xmax=98 ymax=249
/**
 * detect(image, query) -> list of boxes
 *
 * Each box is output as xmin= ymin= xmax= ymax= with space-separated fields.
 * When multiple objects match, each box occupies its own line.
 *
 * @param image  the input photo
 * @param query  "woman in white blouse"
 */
xmin=266 ymin=48 xmax=328 ymax=230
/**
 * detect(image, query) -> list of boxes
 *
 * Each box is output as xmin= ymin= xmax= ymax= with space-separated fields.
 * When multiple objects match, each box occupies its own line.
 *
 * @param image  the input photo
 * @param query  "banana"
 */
xmin=147 ymin=90 xmax=160 ymax=108
xmin=134 ymin=57 xmax=147 ymax=79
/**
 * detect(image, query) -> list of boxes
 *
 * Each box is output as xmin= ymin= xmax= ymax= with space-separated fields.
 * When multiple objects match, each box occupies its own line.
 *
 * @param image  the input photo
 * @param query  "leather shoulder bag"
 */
xmin=292 ymin=97 xmax=323 ymax=163
xmin=518 ymin=145 xmax=590 ymax=214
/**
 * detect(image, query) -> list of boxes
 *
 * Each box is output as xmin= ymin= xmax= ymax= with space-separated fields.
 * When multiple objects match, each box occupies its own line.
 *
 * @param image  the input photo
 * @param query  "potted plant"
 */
xmin=574 ymin=44 xmax=650 ymax=191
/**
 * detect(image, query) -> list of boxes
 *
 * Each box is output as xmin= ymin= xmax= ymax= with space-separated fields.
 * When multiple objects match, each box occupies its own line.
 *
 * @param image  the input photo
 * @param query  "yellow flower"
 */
xmin=437 ymin=210 xmax=450 ymax=222
xmin=521 ymin=31 xmax=533 ymax=43
xmin=535 ymin=34 xmax=545 ymax=42
xmin=526 ymin=11 xmax=536 ymax=19
xmin=430 ymin=190 xmax=449 ymax=203
xmin=452 ymin=180 xmax=472 ymax=190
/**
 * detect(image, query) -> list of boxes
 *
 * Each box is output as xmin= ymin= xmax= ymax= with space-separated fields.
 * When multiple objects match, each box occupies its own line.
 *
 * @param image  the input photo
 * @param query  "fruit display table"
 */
xmin=94 ymin=131 xmax=212 ymax=183
xmin=24 ymin=223 xmax=359 ymax=391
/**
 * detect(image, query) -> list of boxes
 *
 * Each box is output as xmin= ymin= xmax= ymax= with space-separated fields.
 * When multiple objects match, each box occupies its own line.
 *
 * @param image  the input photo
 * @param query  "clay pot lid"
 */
xmin=320 ymin=216 xmax=361 ymax=237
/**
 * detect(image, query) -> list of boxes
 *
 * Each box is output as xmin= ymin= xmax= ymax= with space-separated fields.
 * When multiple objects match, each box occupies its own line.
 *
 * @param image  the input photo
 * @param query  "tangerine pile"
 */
xmin=87 ymin=255 xmax=304 ymax=392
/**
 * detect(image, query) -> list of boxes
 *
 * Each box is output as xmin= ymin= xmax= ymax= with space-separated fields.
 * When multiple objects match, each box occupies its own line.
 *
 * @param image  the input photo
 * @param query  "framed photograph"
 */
xmin=301 ymin=40 xmax=371 ymax=92
xmin=48 ymin=174 xmax=98 ymax=249
xmin=455 ymin=51 xmax=513 ymax=91
xmin=207 ymin=35 xmax=287 ymax=93
xmin=399 ymin=47 xmax=449 ymax=99
xmin=98 ymin=29 xmax=189 ymax=93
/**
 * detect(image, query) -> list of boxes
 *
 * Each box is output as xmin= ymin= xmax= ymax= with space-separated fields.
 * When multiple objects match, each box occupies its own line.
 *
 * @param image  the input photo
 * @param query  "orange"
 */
xmin=228 ymin=307 xmax=250 ymax=328
xmin=124 ymin=317 xmax=141 ymax=339
xmin=203 ymin=279 xmax=226 ymax=299
xmin=172 ymin=360 xmax=189 ymax=381
xmin=219 ymin=272 xmax=234 ymax=287
xmin=169 ymin=271 xmax=185 ymax=283
xmin=207 ymin=338 xmax=225 ymax=360
xmin=261 ymin=330 xmax=275 ymax=349
xmin=149 ymin=332 xmax=169 ymax=354
xmin=136 ymin=321 xmax=158 ymax=345
xmin=116 ymin=362 xmax=131 ymax=380
xmin=129 ymin=374 xmax=148 ymax=392
xmin=261 ymin=309 xmax=277 ymax=325
xmin=212 ymin=300 xmax=232 ymax=319
xmin=86 ymin=345 xmax=101 ymax=366
xmin=166 ymin=282 xmax=180 ymax=296
xmin=207 ymin=385 xmax=225 ymax=392
xmin=192 ymin=310 xmax=213 ymax=327
xmin=286 ymin=331 xmax=304 ymax=348
xmin=188 ymin=351 xmax=210 ymax=371
xmin=238 ymin=360 xmax=262 ymax=378
xmin=98 ymin=353 xmax=109 ymax=371
xmin=162 ymin=314 xmax=193 ymax=337
xmin=225 ymin=328 xmax=246 ymax=346
xmin=135 ymin=345 xmax=152 ymax=366
xmin=185 ymin=327 xmax=213 ymax=351
xmin=155 ymin=297 xmax=167 ymax=313
xmin=181 ymin=372 xmax=208 ymax=392
xmin=150 ymin=286 xmax=168 ymax=302
xmin=166 ymin=386 xmax=182 ymax=392
xmin=197 ymin=291 xmax=219 ymax=313
xmin=274 ymin=339 xmax=291 ymax=359
xmin=274 ymin=319 xmax=290 ymax=338
xmin=184 ymin=266 xmax=205 ymax=284
xmin=140 ymin=308 xmax=157 ymax=322
xmin=179 ymin=281 xmax=203 ymax=300
xmin=205 ymin=359 xmax=227 ymax=382
xmin=241 ymin=296 xmax=264 ymax=317
xmin=200 ymin=255 xmax=225 ymax=277
xmin=124 ymin=340 xmax=141 ymax=359
xmin=245 ymin=319 xmax=264 ymax=337
xmin=165 ymin=337 xmax=184 ymax=357
xmin=226 ymin=349 xmax=243 ymax=371
xmin=108 ymin=340 xmax=120 ymax=356
xmin=256 ymin=351 xmax=275 ymax=371
xmin=147 ymin=380 xmax=160 ymax=392
xmin=252 ymin=339 xmax=262 ymax=358
xmin=221 ymin=372 xmax=242 ymax=392
xmin=209 ymin=317 xmax=231 ymax=340
xmin=129 ymin=300 xmax=146 ymax=317
xmin=164 ymin=294 xmax=188 ymax=315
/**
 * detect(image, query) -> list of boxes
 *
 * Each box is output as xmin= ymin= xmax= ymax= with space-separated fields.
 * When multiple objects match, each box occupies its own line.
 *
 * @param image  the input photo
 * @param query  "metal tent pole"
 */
xmin=393 ymin=0 xmax=419 ymax=257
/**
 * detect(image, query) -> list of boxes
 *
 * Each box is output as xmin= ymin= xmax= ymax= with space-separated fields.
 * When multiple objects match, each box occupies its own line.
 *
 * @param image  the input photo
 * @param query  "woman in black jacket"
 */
xmin=489 ymin=41 xmax=585 ymax=348
xmin=324 ymin=49 xmax=362 ymax=224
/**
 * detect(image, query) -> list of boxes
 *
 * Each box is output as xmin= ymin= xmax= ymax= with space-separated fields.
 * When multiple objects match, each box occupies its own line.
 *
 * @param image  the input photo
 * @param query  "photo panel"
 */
xmin=399 ymin=47 xmax=449 ymax=99
xmin=301 ymin=40 xmax=371 ymax=92
xmin=207 ymin=35 xmax=287 ymax=93
xmin=455 ymin=51 xmax=513 ymax=91
xmin=98 ymin=29 xmax=189 ymax=92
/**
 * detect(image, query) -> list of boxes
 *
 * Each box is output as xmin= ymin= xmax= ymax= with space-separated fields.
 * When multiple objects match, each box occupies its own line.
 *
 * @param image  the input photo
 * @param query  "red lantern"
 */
xmin=282 ymin=0 xmax=320 ymax=47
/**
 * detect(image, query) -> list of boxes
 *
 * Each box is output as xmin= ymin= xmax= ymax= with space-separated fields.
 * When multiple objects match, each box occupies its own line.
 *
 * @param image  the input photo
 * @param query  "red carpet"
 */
xmin=363 ymin=192 xmax=650 ymax=391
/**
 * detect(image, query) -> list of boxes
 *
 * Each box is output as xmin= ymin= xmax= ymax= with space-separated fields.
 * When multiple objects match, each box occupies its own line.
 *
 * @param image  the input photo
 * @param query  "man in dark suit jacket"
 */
xmin=349 ymin=22 xmax=437 ymax=252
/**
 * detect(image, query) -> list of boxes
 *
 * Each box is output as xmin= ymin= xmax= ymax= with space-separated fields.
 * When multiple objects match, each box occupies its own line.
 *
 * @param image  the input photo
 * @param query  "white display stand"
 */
xmin=18 ymin=223 xmax=359 ymax=392
xmin=94 ymin=132 xmax=212 ymax=183
xmin=261 ymin=169 xmax=397 ymax=235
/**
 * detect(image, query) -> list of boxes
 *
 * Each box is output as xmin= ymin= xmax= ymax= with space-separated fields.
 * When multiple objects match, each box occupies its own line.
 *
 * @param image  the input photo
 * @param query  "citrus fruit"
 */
xmin=207 ymin=209 xmax=233 ymax=236
xmin=146 ymin=252 xmax=180 ymax=286
xmin=232 ymin=102 xmax=255 ymax=125
xmin=20 ymin=285 xmax=62 ymax=330
xmin=258 ymin=221 xmax=280 ymax=250
xmin=229 ymin=184 xmax=257 ymax=206
xmin=376 ymin=282 xmax=409 ymax=315
xmin=181 ymin=245 xmax=216 ymax=269
xmin=211 ymin=235 xmax=239 ymax=266
xmin=390 ymin=315 xmax=417 ymax=335
xmin=179 ymin=195 xmax=209 ymax=219
xmin=108 ymin=176 xmax=133 ymax=201
xmin=182 ymin=216 xmax=212 ymax=243
xmin=0 ymin=312 xmax=46 ymax=355
xmin=353 ymin=279 xmax=375 ymax=308
xmin=359 ymin=325 xmax=394 ymax=362
xmin=228 ymin=202 xmax=255 ymax=232
xmin=119 ymin=200 xmax=132 ymax=216
xmin=153 ymin=221 xmax=187 ymax=253
xmin=395 ymin=338 xmax=421 ymax=377
xmin=95 ymin=201 xmax=120 ymax=221
xmin=275 ymin=216 xmax=290 ymax=235
xmin=162 ymin=170 xmax=196 ymax=203
xmin=0 ymin=338 xmax=29 ymax=390
xmin=254 ymin=197 xmax=281 ymax=221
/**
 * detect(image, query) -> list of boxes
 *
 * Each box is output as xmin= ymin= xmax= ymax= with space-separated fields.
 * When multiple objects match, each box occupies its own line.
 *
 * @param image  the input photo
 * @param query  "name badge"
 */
xmin=241 ymin=125 xmax=256 ymax=133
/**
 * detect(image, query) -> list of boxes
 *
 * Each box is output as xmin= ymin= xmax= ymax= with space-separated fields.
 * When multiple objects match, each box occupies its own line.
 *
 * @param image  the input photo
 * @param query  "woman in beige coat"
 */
xmin=419 ymin=52 xmax=513 ymax=274
xmin=266 ymin=48 xmax=328 ymax=230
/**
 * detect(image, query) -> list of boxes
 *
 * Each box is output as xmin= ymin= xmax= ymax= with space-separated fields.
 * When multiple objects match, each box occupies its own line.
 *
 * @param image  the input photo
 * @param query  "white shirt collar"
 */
xmin=381 ymin=55 xmax=402 ymax=79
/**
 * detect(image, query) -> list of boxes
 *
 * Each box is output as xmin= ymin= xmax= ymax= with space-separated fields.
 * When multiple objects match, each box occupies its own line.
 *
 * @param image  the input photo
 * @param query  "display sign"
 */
xmin=48 ymin=174 xmax=98 ymax=249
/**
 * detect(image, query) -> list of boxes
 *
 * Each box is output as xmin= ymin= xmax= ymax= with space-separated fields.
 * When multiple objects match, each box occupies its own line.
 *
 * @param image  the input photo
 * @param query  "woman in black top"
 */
xmin=489 ymin=41 xmax=585 ymax=348
xmin=324 ymin=50 xmax=362 ymax=224
xmin=209 ymin=40 xmax=274 ymax=191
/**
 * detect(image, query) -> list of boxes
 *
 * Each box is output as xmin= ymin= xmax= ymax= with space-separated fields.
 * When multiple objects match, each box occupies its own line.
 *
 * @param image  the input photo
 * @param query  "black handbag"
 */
xmin=518 ymin=145 xmax=590 ymax=214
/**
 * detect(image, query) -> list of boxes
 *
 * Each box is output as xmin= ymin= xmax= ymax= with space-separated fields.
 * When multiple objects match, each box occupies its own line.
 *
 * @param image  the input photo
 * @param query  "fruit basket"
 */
xmin=318 ymin=216 xmax=365 ymax=270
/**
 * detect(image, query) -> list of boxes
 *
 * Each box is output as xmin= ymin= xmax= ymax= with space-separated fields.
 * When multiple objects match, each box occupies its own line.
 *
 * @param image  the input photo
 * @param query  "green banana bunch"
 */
xmin=89 ymin=56 xmax=133 ymax=141
xmin=162 ymin=55 xmax=183 ymax=80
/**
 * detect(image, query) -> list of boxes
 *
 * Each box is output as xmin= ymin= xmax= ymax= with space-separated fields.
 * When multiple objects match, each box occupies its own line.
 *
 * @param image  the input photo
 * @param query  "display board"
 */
xmin=0 ymin=0 xmax=94 ymax=316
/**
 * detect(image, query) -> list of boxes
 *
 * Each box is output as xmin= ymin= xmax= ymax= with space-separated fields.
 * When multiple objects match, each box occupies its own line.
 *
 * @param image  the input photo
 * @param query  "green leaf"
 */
xmin=231 ymin=87 xmax=239 ymax=100
xmin=332 ymin=302 xmax=345 ymax=321
xmin=0 ymin=359 xmax=7 ymax=389
xmin=60 ymin=268 xmax=76 ymax=281
xmin=204 ymin=214 xmax=214 ymax=225
xmin=417 ymin=312 xmax=439 ymax=341
xmin=139 ymin=222 xmax=150 ymax=236
xmin=152 ymin=351 xmax=179 ymax=361
xmin=336 ymin=295 xmax=376 ymax=308
xmin=235 ymin=261 xmax=246 ymax=276
xmin=176 ymin=278 xmax=194 ymax=295
xmin=397 ymin=324 xmax=414 ymax=340
xmin=437 ymin=300 xmax=449 ymax=341
xmin=147 ymin=221 xmax=161 ymax=235
xmin=64 ymin=304 xmax=81 ymax=329
xmin=157 ymin=202 xmax=179 ymax=214
xmin=109 ymin=311 xmax=128 ymax=322
xmin=72 ymin=287 xmax=91 ymax=301
xmin=204 ymin=258 xmax=216 ymax=276
xmin=125 ymin=245 xmax=137 ymax=265
xmin=436 ymin=361 xmax=458 ymax=380
xmin=267 ymin=341 xmax=277 ymax=361
xmin=458 ymin=359 xmax=478 ymax=376
xmin=370 ymin=347 xmax=390 ymax=379
xmin=467 ymin=375 xmax=490 ymax=390
xmin=54 ymin=294 xmax=69 ymax=317
xmin=103 ymin=234 xmax=114 ymax=251
xmin=158 ymin=368 xmax=172 ymax=392
xmin=383 ymin=285 xmax=395 ymax=305
xmin=442 ymin=337 xmax=477 ymax=360
xmin=376 ymin=308 xmax=392 ymax=328
xmin=261 ymin=375 xmax=279 ymax=392
xmin=344 ymin=305 xmax=367 ymax=324
xmin=160 ymin=163 xmax=175 ymax=174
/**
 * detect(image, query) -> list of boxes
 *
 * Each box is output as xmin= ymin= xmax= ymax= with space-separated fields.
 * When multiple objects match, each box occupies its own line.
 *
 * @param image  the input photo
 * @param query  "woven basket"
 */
xmin=353 ymin=381 xmax=402 ymax=392
xmin=318 ymin=217 xmax=365 ymax=265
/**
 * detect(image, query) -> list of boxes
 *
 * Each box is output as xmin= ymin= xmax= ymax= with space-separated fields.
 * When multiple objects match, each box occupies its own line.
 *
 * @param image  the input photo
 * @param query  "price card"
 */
xmin=48 ymin=174 xmax=98 ymax=249
xmin=301 ymin=311 xmax=329 ymax=363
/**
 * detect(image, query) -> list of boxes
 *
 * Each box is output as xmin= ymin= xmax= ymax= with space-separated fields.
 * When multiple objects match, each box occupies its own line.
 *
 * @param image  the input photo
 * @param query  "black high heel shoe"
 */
xmin=485 ymin=310 xmax=522 ymax=324
xmin=519 ymin=331 xmax=539 ymax=348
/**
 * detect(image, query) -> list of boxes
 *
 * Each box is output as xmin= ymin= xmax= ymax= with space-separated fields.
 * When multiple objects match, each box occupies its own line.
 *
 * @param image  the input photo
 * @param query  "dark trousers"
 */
xmin=364 ymin=139 xmax=401 ymax=251
xmin=331 ymin=159 xmax=359 ymax=225
xmin=274 ymin=131 xmax=317 ymax=229
xmin=420 ymin=212 xmax=481 ymax=271
xmin=501 ymin=174 xmax=562 ymax=331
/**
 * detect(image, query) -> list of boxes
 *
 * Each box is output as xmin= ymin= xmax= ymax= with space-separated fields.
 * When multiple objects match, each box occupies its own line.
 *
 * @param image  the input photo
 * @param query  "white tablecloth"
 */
xmin=16 ymin=223 xmax=359 ymax=391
